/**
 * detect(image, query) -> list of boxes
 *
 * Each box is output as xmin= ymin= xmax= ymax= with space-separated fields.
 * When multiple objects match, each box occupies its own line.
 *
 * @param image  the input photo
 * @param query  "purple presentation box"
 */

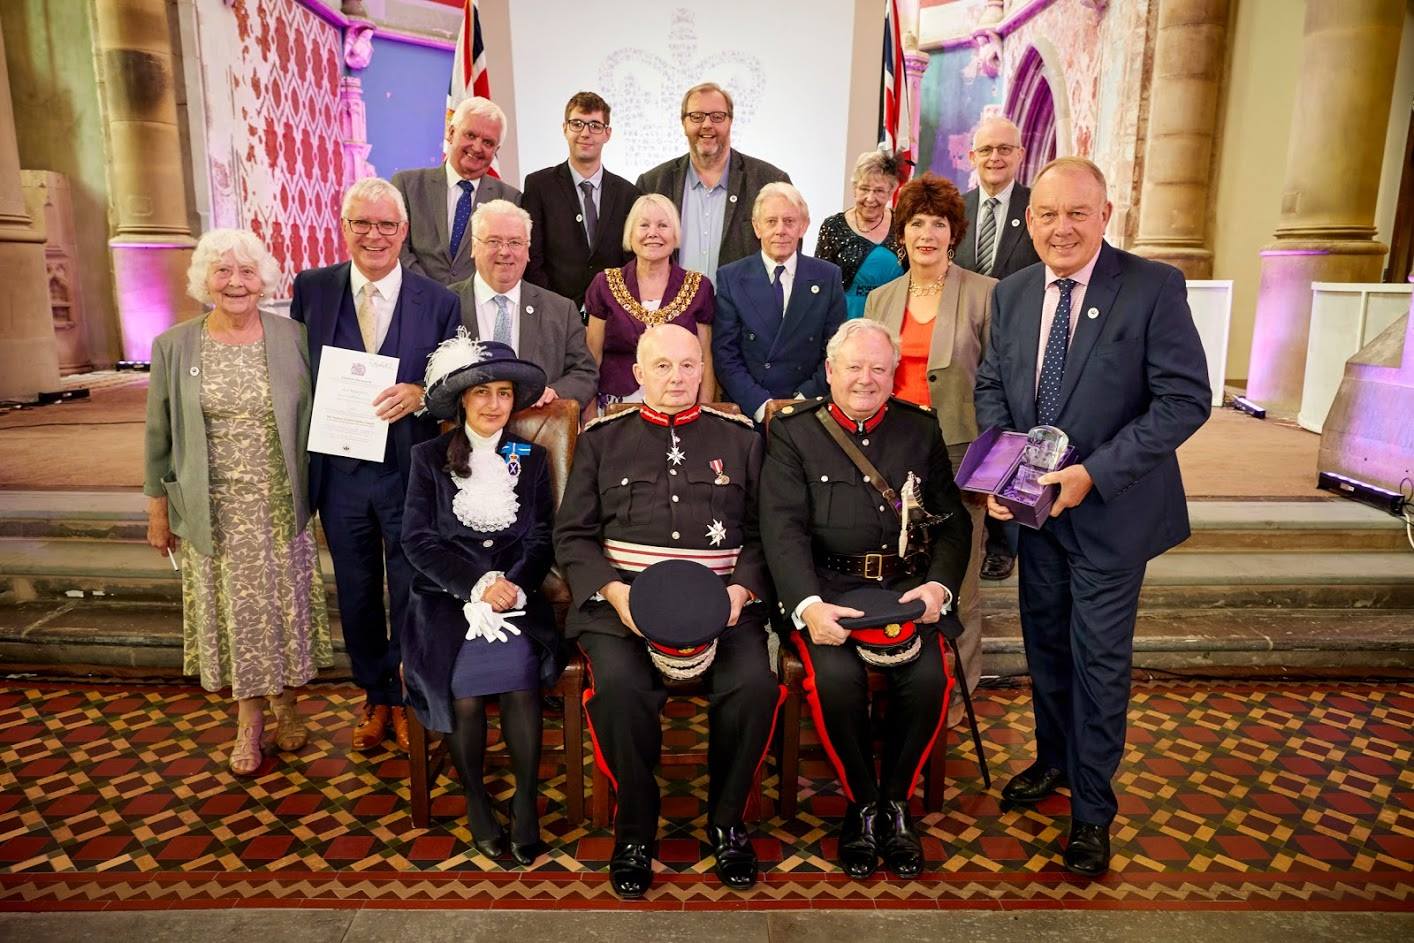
xmin=954 ymin=426 xmax=1077 ymax=530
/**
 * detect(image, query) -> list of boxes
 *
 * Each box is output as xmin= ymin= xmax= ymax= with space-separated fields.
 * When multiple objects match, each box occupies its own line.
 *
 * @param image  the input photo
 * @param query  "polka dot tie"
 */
xmin=1036 ymin=277 xmax=1076 ymax=425
xmin=449 ymin=179 xmax=474 ymax=258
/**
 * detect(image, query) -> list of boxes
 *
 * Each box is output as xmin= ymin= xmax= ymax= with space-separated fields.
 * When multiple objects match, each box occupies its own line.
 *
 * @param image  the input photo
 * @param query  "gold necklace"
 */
xmin=907 ymin=270 xmax=947 ymax=297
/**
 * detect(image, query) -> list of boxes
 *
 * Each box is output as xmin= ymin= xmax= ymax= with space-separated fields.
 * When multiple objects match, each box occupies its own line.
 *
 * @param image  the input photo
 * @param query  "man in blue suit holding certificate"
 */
xmin=712 ymin=183 xmax=847 ymax=423
xmin=291 ymin=177 xmax=461 ymax=756
xmin=974 ymin=157 xmax=1210 ymax=878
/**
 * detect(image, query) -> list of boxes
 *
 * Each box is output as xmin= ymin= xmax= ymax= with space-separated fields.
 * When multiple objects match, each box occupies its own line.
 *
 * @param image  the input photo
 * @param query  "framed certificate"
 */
xmin=307 ymin=346 xmax=400 ymax=462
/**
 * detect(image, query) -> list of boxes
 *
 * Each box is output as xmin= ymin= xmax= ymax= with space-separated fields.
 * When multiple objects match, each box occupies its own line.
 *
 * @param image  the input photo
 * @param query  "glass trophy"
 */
xmin=1009 ymin=425 xmax=1069 ymax=498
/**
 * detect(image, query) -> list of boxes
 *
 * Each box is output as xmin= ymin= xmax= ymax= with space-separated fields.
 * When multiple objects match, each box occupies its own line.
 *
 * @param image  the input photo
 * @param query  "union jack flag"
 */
xmin=445 ymin=0 xmax=498 ymax=173
xmin=881 ymin=0 xmax=913 ymax=183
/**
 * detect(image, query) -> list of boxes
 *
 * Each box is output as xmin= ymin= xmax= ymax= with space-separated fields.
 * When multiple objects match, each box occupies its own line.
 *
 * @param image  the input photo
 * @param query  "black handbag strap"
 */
xmin=815 ymin=409 xmax=901 ymax=519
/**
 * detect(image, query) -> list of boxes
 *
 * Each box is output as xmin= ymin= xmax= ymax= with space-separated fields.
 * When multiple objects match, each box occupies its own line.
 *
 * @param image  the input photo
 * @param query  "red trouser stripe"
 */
xmin=578 ymin=645 xmax=620 ymax=794
xmin=752 ymin=684 xmax=789 ymax=782
xmin=904 ymin=635 xmax=954 ymax=799
xmin=791 ymin=633 xmax=857 ymax=803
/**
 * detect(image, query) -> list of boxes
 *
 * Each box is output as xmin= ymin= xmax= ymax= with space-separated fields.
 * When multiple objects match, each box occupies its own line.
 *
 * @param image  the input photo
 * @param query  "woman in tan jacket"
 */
xmin=864 ymin=173 xmax=996 ymax=726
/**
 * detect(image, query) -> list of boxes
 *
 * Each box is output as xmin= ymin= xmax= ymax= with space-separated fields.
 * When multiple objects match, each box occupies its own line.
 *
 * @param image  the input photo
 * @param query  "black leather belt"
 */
xmin=821 ymin=551 xmax=914 ymax=581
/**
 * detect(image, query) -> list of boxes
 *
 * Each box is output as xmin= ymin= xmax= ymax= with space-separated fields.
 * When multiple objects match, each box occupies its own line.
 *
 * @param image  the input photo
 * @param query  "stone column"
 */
xmin=1130 ymin=0 xmax=1231 ymax=278
xmin=0 ymin=14 xmax=62 ymax=401
xmin=92 ymin=0 xmax=199 ymax=362
xmin=1244 ymin=0 xmax=1403 ymax=416
xmin=903 ymin=47 xmax=930 ymax=172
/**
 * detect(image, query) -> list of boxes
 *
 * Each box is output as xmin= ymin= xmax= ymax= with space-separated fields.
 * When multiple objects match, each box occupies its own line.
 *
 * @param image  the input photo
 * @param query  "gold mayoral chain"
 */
xmin=606 ymin=267 xmax=705 ymax=327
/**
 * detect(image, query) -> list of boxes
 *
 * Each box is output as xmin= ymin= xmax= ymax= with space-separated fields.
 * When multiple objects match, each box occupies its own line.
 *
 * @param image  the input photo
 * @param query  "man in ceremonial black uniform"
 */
xmin=554 ymin=323 xmax=781 ymax=899
xmin=761 ymin=318 xmax=971 ymax=880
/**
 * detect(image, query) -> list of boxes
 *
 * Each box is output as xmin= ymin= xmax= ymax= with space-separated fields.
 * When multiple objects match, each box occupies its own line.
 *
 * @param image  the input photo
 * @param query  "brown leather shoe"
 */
xmin=352 ymin=703 xmax=390 ymax=751
xmin=390 ymin=706 xmax=411 ymax=753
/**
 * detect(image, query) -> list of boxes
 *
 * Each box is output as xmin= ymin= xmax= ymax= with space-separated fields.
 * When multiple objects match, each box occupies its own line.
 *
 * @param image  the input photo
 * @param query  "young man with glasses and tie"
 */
xmin=392 ymin=97 xmax=522 ymax=287
xmin=289 ymin=177 xmax=461 ymax=755
xmin=636 ymin=83 xmax=790 ymax=282
xmin=522 ymin=92 xmax=641 ymax=311
xmin=447 ymin=200 xmax=599 ymax=410
xmin=954 ymin=116 xmax=1042 ymax=583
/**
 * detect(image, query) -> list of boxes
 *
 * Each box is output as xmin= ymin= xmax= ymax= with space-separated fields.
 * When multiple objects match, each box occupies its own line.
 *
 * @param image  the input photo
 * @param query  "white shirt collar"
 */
xmin=463 ymin=425 xmax=504 ymax=452
xmin=761 ymin=250 xmax=798 ymax=278
xmin=978 ymin=179 xmax=1016 ymax=208
xmin=472 ymin=271 xmax=522 ymax=309
xmin=446 ymin=162 xmax=481 ymax=193
xmin=569 ymin=164 xmax=604 ymax=191
xmin=349 ymin=262 xmax=403 ymax=302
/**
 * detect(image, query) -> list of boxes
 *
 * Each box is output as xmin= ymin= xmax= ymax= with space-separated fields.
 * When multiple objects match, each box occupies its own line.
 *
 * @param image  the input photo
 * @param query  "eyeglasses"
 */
xmin=566 ymin=118 xmax=608 ymax=134
xmin=973 ymin=144 xmax=1018 ymax=158
xmin=345 ymin=218 xmax=402 ymax=235
xmin=682 ymin=111 xmax=730 ymax=126
xmin=476 ymin=236 xmax=528 ymax=252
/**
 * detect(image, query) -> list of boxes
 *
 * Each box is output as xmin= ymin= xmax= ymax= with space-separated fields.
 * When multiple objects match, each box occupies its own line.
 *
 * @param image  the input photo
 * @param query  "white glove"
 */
xmin=462 ymin=599 xmax=525 ymax=644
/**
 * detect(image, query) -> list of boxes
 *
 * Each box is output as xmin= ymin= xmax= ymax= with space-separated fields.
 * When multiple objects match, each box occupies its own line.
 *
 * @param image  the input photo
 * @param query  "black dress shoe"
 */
xmin=508 ymin=810 xmax=545 ymax=867
xmin=838 ymin=801 xmax=880 ymax=879
xmin=1064 ymin=821 xmax=1110 ymax=878
xmin=472 ymin=831 xmax=507 ymax=860
xmin=708 ymin=823 xmax=758 ymax=890
xmin=980 ymin=552 xmax=1015 ymax=581
xmin=609 ymin=841 xmax=653 ymax=899
xmin=1001 ymin=762 xmax=1068 ymax=804
xmin=877 ymin=800 xmax=924 ymax=878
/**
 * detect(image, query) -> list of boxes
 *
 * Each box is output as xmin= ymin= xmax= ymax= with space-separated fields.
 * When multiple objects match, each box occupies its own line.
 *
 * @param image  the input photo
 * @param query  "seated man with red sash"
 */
xmin=760 ymin=318 xmax=971 ymax=880
xmin=554 ymin=323 xmax=782 ymax=899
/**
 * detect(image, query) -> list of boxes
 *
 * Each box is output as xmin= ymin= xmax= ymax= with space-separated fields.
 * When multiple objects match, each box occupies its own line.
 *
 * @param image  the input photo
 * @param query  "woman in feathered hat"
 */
xmin=401 ymin=330 xmax=563 ymax=866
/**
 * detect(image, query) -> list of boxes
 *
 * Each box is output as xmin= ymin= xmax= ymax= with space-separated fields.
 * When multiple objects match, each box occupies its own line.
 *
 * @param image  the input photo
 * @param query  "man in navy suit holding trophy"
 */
xmin=712 ymin=182 xmax=847 ymax=423
xmin=974 ymin=157 xmax=1210 ymax=877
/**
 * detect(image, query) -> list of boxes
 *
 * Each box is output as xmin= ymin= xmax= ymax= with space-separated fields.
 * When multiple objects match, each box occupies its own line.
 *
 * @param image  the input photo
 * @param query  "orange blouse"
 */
xmin=893 ymin=306 xmax=934 ymax=407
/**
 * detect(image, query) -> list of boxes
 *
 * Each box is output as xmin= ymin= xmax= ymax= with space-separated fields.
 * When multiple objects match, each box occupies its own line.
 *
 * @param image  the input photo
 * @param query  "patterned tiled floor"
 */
xmin=0 ymin=679 xmax=1410 ymax=910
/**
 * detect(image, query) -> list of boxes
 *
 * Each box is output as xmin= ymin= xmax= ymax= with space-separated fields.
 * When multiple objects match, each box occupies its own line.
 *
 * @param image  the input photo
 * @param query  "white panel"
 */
xmin=1185 ymin=280 xmax=1232 ymax=408
xmin=506 ymin=1 xmax=857 ymax=250
xmin=1299 ymin=283 xmax=1413 ymax=432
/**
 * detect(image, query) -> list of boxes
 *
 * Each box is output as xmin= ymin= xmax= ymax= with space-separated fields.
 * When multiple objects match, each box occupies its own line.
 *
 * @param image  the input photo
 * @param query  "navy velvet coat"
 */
xmin=400 ymin=429 xmax=562 ymax=733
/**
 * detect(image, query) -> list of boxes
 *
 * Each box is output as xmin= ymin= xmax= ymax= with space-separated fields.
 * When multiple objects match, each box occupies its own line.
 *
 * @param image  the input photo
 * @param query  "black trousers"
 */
xmin=319 ymin=461 xmax=411 ymax=706
xmin=793 ymin=630 xmax=952 ymax=805
xmin=1017 ymin=520 xmax=1146 ymax=826
xmin=579 ymin=618 xmax=782 ymax=843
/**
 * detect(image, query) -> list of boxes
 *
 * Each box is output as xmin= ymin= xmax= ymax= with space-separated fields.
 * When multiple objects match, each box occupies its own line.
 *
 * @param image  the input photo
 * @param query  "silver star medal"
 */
xmin=706 ymin=519 xmax=727 ymax=547
xmin=666 ymin=430 xmax=686 ymax=466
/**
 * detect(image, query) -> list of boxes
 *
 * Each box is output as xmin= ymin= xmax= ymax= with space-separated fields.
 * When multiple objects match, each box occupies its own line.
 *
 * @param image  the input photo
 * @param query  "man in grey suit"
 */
xmin=392 ymin=97 xmax=522 ymax=286
xmin=636 ymin=82 xmax=790 ymax=282
xmin=448 ymin=199 xmax=599 ymax=409
xmin=953 ymin=116 xmax=1042 ymax=582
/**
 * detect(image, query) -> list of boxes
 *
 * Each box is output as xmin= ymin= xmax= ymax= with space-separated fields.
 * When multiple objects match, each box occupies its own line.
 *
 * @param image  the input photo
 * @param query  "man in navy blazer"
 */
xmin=974 ymin=158 xmax=1210 ymax=878
xmin=712 ymin=183 xmax=846 ymax=422
xmin=290 ymin=177 xmax=461 ymax=755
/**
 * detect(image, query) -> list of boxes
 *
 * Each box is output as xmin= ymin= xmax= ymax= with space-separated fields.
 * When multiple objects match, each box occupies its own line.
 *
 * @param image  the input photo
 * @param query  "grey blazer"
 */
xmin=391 ymin=166 xmax=523 ymax=286
xmin=635 ymin=149 xmax=790 ymax=271
xmin=448 ymin=278 xmax=599 ymax=410
xmin=863 ymin=266 xmax=997 ymax=449
xmin=144 ymin=313 xmax=314 ymax=558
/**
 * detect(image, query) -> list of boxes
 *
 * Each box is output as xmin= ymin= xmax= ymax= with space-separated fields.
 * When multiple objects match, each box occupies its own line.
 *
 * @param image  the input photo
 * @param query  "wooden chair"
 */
xmin=406 ymin=399 xmax=588 ymax=828
xmin=759 ymin=399 xmax=991 ymax=818
xmin=588 ymin=401 xmax=768 ymax=827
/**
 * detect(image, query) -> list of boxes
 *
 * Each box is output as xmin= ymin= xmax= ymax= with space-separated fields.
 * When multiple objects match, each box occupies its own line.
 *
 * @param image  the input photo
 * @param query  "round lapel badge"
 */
xmin=189 ymin=366 xmax=200 ymax=377
xmin=1011 ymin=218 xmax=1020 ymax=227
xmin=729 ymin=194 xmax=738 ymax=203
xmin=575 ymin=214 xmax=583 ymax=223
xmin=810 ymin=285 xmax=820 ymax=294
xmin=525 ymin=305 xmax=535 ymax=314
xmin=1087 ymin=307 xmax=1099 ymax=320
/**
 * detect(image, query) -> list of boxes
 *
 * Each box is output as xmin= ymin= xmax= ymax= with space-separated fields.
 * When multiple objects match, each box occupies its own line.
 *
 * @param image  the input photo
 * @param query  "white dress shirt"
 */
xmin=445 ymin=162 xmax=480 ymax=242
xmin=761 ymin=249 xmax=798 ymax=313
xmin=348 ymin=262 xmax=404 ymax=352
xmin=975 ymin=179 xmax=1016 ymax=264
xmin=471 ymin=272 xmax=523 ymax=353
